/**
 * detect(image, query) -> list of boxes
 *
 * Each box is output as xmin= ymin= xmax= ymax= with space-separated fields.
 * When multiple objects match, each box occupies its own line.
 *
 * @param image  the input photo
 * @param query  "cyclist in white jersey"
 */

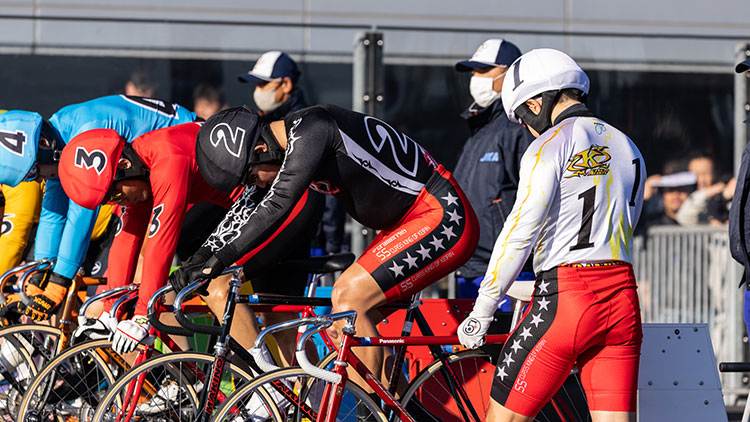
xmin=458 ymin=49 xmax=645 ymax=422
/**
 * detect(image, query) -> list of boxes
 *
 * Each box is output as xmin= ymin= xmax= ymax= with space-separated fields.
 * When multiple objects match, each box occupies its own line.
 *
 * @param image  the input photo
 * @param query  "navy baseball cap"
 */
xmin=455 ymin=39 xmax=522 ymax=72
xmin=736 ymin=58 xmax=750 ymax=73
xmin=238 ymin=51 xmax=301 ymax=84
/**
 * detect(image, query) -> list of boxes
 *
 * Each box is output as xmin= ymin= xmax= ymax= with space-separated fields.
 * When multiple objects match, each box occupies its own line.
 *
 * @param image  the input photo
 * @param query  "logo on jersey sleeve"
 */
xmin=149 ymin=204 xmax=164 ymax=238
xmin=0 ymin=130 xmax=27 ymax=156
xmin=1 ymin=214 xmax=15 ymax=235
xmin=121 ymin=95 xmax=177 ymax=117
xmin=565 ymin=145 xmax=611 ymax=178
xmin=74 ymin=147 xmax=108 ymax=175
xmin=309 ymin=180 xmax=340 ymax=195
xmin=209 ymin=123 xmax=246 ymax=158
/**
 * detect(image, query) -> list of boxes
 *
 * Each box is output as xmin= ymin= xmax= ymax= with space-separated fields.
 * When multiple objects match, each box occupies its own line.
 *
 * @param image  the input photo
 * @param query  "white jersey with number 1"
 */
xmin=478 ymin=115 xmax=646 ymax=301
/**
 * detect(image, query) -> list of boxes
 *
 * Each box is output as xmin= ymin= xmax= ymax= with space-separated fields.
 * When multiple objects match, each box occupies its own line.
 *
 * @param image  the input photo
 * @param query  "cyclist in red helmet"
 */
xmin=59 ymin=123 xmax=323 ymax=356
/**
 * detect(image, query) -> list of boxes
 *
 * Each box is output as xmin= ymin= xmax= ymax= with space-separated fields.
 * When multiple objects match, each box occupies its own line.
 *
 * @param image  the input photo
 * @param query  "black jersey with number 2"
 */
xmin=209 ymin=105 xmax=439 ymax=266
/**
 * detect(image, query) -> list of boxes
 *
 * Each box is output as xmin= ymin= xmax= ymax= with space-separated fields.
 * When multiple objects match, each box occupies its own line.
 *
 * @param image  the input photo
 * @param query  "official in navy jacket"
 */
xmin=452 ymin=39 xmax=534 ymax=299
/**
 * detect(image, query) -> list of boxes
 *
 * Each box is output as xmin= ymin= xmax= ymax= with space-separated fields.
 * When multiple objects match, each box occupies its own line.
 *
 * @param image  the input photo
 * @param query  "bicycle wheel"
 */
xmin=17 ymin=338 xmax=123 ymax=422
xmin=400 ymin=349 xmax=494 ymax=422
xmin=211 ymin=366 xmax=388 ymax=422
xmin=92 ymin=351 xmax=255 ymax=422
xmin=0 ymin=324 xmax=63 ymax=420
xmin=401 ymin=349 xmax=591 ymax=422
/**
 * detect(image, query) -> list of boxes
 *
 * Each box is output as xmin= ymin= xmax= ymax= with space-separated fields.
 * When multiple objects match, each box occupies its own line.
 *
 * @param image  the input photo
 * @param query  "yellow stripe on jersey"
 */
xmin=485 ymin=123 xmax=572 ymax=295
xmin=91 ymin=204 xmax=115 ymax=241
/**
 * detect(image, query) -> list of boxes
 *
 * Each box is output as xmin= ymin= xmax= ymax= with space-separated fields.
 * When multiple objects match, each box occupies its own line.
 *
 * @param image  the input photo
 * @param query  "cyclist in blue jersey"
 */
xmin=0 ymin=95 xmax=195 ymax=324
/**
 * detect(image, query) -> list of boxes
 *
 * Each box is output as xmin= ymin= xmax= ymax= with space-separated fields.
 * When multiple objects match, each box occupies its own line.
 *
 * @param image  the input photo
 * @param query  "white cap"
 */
xmin=652 ymin=171 xmax=697 ymax=188
xmin=237 ymin=51 xmax=300 ymax=84
xmin=500 ymin=48 xmax=590 ymax=122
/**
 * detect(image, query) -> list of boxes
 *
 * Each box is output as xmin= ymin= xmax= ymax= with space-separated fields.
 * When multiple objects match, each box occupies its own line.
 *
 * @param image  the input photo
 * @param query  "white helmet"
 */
xmin=500 ymin=48 xmax=589 ymax=123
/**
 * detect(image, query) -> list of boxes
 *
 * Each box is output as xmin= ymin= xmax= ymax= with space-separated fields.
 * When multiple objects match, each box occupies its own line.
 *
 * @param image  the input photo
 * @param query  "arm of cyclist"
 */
xmin=25 ymin=198 xmax=99 ymax=320
xmin=185 ymin=115 xmax=331 ymax=280
xmin=458 ymin=138 xmax=560 ymax=348
xmin=0 ymin=181 xmax=42 ymax=274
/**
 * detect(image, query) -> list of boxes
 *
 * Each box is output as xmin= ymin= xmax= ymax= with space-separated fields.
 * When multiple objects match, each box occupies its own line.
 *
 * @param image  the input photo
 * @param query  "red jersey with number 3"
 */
xmin=107 ymin=122 xmax=237 ymax=315
xmin=478 ymin=116 xmax=645 ymax=301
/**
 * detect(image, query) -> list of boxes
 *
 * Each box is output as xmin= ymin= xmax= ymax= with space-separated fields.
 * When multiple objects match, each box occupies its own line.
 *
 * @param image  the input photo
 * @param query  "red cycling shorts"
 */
xmin=491 ymin=262 xmax=642 ymax=416
xmin=356 ymin=165 xmax=479 ymax=303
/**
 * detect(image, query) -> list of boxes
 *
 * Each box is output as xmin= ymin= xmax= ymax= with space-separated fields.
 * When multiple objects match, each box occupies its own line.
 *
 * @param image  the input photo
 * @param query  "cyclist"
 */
xmin=176 ymin=105 xmax=479 ymax=393
xmin=457 ymin=49 xmax=644 ymax=422
xmin=0 ymin=96 xmax=195 ymax=322
xmin=59 ymin=122 xmax=249 ymax=354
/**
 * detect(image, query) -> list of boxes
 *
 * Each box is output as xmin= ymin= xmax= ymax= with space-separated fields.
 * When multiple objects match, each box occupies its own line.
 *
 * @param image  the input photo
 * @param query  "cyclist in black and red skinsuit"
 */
xmin=173 ymin=104 xmax=479 ymax=392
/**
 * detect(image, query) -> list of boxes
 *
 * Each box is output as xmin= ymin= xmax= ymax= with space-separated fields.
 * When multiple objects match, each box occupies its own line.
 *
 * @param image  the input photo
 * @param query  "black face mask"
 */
xmin=250 ymin=123 xmax=285 ymax=166
xmin=513 ymin=90 xmax=562 ymax=136
xmin=114 ymin=143 xmax=150 ymax=182
xmin=36 ymin=120 xmax=62 ymax=164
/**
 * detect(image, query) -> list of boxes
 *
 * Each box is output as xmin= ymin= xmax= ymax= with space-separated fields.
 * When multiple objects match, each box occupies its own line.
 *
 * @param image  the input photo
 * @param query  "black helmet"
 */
xmin=196 ymin=106 xmax=265 ymax=193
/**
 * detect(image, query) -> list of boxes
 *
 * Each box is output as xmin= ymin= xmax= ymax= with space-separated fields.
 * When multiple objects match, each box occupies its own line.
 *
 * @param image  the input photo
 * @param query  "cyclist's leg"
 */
xmin=577 ymin=271 xmax=641 ymax=422
xmin=329 ymin=264 xmax=387 ymax=392
xmin=202 ymin=189 xmax=324 ymax=354
xmin=486 ymin=400 xmax=533 ymax=422
xmin=330 ymin=166 xmax=478 ymax=392
xmin=203 ymin=274 xmax=261 ymax=350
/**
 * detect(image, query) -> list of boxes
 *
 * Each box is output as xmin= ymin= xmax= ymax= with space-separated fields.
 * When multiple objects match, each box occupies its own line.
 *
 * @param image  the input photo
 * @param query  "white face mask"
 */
xmin=469 ymin=70 xmax=507 ymax=108
xmin=253 ymin=84 xmax=283 ymax=112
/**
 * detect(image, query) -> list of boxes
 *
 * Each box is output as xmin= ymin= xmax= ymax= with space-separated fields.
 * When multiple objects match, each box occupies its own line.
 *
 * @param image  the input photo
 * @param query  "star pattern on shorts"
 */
xmin=519 ymin=326 xmax=532 ymax=341
xmin=509 ymin=339 xmax=523 ymax=354
xmin=389 ymin=261 xmax=404 ymax=278
xmin=447 ymin=208 xmax=463 ymax=224
xmin=441 ymin=224 xmax=456 ymax=241
xmin=416 ymin=244 xmax=431 ymax=260
xmin=441 ymin=192 xmax=458 ymax=207
xmin=530 ymin=313 xmax=544 ymax=328
xmin=502 ymin=352 xmax=515 ymax=366
xmin=538 ymin=280 xmax=550 ymax=294
xmin=538 ymin=297 xmax=550 ymax=311
xmin=429 ymin=235 xmax=445 ymax=251
xmin=496 ymin=366 xmax=508 ymax=380
xmin=403 ymin=252 xmax=418 ymax=269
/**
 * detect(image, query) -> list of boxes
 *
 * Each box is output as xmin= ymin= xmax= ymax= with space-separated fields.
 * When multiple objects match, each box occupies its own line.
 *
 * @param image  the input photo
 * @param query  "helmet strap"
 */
xmin=115 ymin=143 xmax=150 ymax=182
xmin=514 ymin=90 xmax=562 ymax=136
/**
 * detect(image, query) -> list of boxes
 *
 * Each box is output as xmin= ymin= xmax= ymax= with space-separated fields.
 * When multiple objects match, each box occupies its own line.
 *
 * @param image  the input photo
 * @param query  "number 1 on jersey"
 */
xmin=570 ymin=186 xmax=596 ymax=251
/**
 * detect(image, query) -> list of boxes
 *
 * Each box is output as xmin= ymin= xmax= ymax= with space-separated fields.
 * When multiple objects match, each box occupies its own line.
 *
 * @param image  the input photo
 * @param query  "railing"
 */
xmin=632 ymin=225 xmax=745 ymax=402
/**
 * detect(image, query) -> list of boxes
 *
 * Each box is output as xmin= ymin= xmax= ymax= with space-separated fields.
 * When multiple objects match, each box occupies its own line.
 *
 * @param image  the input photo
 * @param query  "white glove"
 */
xmin=73 ymin=311 xmax=117 ymax=341
xmin=458 ymin=295 xmax=499 ymax=349
xmin=111 ymin=315 xmax=150 ymax=354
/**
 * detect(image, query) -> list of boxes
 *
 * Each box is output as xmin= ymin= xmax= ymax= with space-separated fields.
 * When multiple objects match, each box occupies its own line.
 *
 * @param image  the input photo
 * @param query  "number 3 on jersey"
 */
xmin=570 ymin=159 xmax=642 ymax=251
xmin=149 ymin=204 xmax=164 ymax=238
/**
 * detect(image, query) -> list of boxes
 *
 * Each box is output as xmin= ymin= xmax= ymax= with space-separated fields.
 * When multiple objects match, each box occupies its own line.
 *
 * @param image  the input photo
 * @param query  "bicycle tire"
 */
xmin=92 ymin=351 xmax=256 ymax=422
xmin=400 ymin=349 xmax=494 ymax=422
xmin=0 ymin=323 xmax=63 ymax=420
xmin=17 ymin=338 xmax=123 ymax=422
xmin=400 ymin=349 xmax=591 ymax=422
xmin=211 ymin=366 xmax=388 ymax=422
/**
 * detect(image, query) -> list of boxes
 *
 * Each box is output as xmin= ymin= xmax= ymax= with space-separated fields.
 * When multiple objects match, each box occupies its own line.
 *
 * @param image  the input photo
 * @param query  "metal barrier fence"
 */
xmin=633 ymin=225 xmax=745 ymax=402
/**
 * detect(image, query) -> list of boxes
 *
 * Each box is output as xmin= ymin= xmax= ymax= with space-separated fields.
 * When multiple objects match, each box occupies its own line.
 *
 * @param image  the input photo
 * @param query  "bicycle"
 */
xmin=212 ymin=298 xmax=590 ymax=422
xmin=91 ymin=253 xmax=357 ymax=422
xmin=0 ymin=259 xmax=110 ymax=420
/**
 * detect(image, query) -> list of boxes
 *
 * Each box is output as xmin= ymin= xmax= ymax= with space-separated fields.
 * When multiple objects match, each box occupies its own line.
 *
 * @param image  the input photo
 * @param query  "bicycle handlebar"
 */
xmin=173 ymin=280 xmax=221 ymax=336
xmin=250 ymin=316 xmax=321 ymax=373
xmin=5 ymin=259 xmax=53 ymax=305
xmin=147 ymin=285 xmax=195 ymax=338
xmin=80 ymin=284 xmax=137 ymax=317
xmin=294 ymin=310 xmax=358 ymax=384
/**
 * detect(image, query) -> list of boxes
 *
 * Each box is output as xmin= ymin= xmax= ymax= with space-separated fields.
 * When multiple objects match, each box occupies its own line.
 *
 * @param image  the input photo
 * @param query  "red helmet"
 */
xmin=59 ymin=129 xmax=125 ymax=209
